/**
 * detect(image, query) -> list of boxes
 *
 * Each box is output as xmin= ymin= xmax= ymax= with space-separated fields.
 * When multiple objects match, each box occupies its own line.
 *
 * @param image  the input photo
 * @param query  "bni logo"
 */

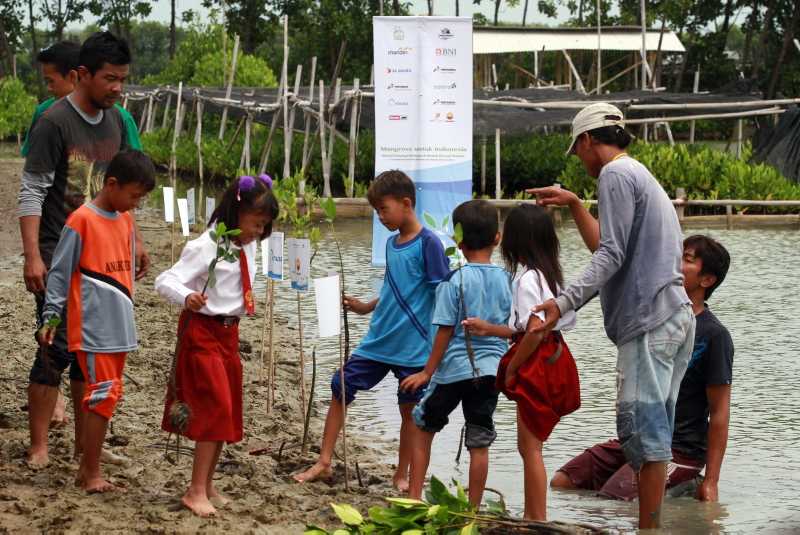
xmin=438 ymin=28 xmax=454 ymax=40
xmin=435 ymin=48 xmax=456 ymax=57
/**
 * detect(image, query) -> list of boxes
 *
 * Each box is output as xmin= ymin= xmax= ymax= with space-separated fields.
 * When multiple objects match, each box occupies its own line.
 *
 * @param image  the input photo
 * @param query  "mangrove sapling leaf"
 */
xmin=45 ymin=316 xmax=62 ymax=329
xmin=459 ymin=523 xmax=478 ymax=535
xmin=423 ymin=211 xmax=437 ymax=228
xmin=303 ymin=527 xmax=328 ymax=535
xmin=331 ymin=503 xmax=364 ymax=525
xmin=386 ymin=498 xmax=427 ymax=508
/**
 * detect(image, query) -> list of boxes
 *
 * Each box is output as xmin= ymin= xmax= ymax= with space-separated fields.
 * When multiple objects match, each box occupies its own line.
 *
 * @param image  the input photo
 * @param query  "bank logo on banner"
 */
xmin=372 ymin=16 xmax=473 ymax=266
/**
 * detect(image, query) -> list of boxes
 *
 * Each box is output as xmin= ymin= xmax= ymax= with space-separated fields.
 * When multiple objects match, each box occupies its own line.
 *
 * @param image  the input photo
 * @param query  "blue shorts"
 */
xmin=331 ymin=355 xmax=426 ymax=405
xmin=616 ymin=304 xmax=695 ymax=470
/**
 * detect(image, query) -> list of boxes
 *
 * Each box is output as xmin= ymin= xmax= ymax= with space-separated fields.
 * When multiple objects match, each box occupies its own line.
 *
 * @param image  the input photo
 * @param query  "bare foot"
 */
xmin=82 ymin=476 xmax=119 ymax=493
xmin=100 ymin=449 xmax=129 ymax=466
xmin=393 ymin=476 xmax=410 ymax=493
xmin=182 ymin=493 xmax=217 ymax=517
xmin=207 ymin=485 xmax=231 ymax=507
xmin=50 ymin=394 xmax=69 ymax=429
xmin=293 ymin=462 xmax=333 ymax=483
xmin=26 ymin=448 xmax=49 ymax=469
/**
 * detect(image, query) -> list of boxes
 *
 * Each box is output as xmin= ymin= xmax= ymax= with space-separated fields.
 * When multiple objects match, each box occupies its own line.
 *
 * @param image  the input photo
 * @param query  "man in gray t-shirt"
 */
xmin=529 ymin=103 xmax=694 ymax=529
xmin=17 ymin=31 xmax=148 ymax=469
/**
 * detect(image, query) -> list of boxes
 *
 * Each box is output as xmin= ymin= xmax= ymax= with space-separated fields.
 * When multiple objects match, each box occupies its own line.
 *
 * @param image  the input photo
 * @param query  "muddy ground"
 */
xmin=0 ymin=157 xmax=398 ymax=534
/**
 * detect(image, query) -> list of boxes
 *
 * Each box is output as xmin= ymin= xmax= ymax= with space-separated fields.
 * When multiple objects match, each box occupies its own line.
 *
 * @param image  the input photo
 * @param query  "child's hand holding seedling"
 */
xmin=185 ymin=292 xmax=208 ymax=312
xmin=37 ymin=316 xmax=61 ymax=346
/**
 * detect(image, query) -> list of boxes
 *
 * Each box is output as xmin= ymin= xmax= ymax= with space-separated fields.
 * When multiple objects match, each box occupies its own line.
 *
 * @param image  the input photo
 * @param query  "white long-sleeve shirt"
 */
xmin=155 ymin=230 xmax=258 ymax=317
xmin=509 ymin=268 xmax=576 ymax=333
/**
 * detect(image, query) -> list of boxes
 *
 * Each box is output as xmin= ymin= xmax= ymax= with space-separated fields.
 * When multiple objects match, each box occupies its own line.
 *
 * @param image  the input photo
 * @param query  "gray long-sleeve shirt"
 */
xmin=555 ymin=157 xmax=689 ymax=346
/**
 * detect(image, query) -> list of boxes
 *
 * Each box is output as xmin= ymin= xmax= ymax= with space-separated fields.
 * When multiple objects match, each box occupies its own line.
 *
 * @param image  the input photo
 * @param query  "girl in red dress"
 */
xmin=155 ymin=175 xmax=278 ymax=517
xmin=463 ymin=204 xmax=580 ymax=521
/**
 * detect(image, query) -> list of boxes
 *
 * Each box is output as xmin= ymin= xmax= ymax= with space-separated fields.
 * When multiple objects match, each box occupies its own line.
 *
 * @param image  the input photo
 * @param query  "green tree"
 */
xmin=87 ymin=0 xmax=153 ymax=42
xmin=40 ymin=0 xmax=88 ymax=40
xmin=0 ymin=77 xmax=37 ymax=138
xmin=0 ymin=0 xmax=25 ymax=77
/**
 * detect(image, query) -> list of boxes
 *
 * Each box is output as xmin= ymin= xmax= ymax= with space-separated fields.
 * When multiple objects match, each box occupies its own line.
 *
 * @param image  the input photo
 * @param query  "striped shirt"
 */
xmin=42 ymin=202 xmax=137 ymax=353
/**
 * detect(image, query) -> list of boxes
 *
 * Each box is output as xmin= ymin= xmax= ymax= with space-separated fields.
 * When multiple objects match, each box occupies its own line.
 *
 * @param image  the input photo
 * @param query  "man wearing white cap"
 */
xmin=528 ymin=103 xmax=695 ymax=529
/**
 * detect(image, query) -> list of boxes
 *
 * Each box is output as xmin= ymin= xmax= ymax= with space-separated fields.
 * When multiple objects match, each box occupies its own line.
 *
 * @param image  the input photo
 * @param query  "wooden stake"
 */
xmin=346 ymin=79 xmax=361 ymax=198
xmin=480 ymin=137 xmax=487 ymax=195
xmin=495 ymin=129 xmax=501 ymax=200
xmin=297 ymin=291 xmax=306 ymax=431
xmin=561 ymin=50 xmax=586 ymax=93
xmin=267 ymin=279 xmax=276 ymax=410
xmin=239 ymin=113 xmax=253 ymax=171
xmin=258 ymin=70 xmax=286 ymax=175
xmin=219 ymin=34 xmax=240 ymax=140
xmin=259 ymin=276 xmax=269 ymax=386
xmin=675 ymin=187 xmax=686 ymax=222
xmin=338 ymin=275 xmax=350 ymax=492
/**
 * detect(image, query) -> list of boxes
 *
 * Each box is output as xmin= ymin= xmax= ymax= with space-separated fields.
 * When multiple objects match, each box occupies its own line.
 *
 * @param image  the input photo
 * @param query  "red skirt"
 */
xmin=496 ymin=331 xmax=581 ymax=442
xmin=162 ymin=311 xmax=243 ymax=443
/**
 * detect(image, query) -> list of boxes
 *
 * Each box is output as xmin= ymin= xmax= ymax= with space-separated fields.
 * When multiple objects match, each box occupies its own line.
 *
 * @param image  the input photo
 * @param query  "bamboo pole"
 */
xmin=480 ymin=137 xmax=487 ymax=195
xmin=258 ymin=71 xmax=286 ymax=175
xmin=195 ymin=96 xmax=205 ymax=223
xmin=319 ymin=80 xmax=330 ymax=192
xmin=624 ymin=107 xmax=784 ymax=125
xmin=736 ymin=119 xmax=743 ymax=159
xmin=561 ymin=51 xmax=586 ymax=93
xmin=495 ymin=129 xmax=501 ymax=200
xmin=169 ymin=81 xmax=183 ymax=263
xmin=338 ymin=274 xmax=349 ymax=491
xmin=675 ymin=187 xmax=686 ymax=222
xmin=219 ymin=34 xmax=241 ymax=140
xmin=299 ymin=56 xmax=318 ymax=193
xmin=239 ymin=113 xmax=253 ymax=170
xmin=281 ymin=16 xmax=292 ymax=180
xmin=640 ymin=0 xmax=647 ymax=90
xmin=596 ymin=0 xmax=601 ymax=92
xmin=267 ymin=279 xmax=276 ymax=410
xmin=690 ymin=69 xmax=700 ymax=143
xmin=285 ymin=64 xmax=303 ymax=180
xmin=162 ymin=93 xmax=172 ymax=130
xmin=590 ymin=60 xmax=644 ymax=95
xmin=346 ymin=79 xmax=360 ymax=198
xmin=628 ymin=99 xmax=800 ymax=111
xmin=137 ymin=99 xmax=148 ymax=133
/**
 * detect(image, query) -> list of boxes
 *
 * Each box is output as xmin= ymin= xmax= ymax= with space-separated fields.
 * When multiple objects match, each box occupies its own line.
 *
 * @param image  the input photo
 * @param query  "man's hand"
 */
xmin=185 ymin=292 xmax=208 ymax=312
xmin=37 ymin=325 xmax=57 ymax=346
xmin=343 ymin=296 xmax=372 ymax=315
xmin=526 ymin=186 xmax=580 ymax=208
xmin=697 ymin=479 xmax=718 ymax=502
xmin=400 ymin=370 xmax=431 ymax=393
xmin=135 ymin=240 xmax=150 ymax=280
xmin=23 ymin=254 xmax=48 ymax=294
xmin=532 ymin=299 xmax=561 ymax=333
xmin=462 ymin=317 xmax=492 ymax=336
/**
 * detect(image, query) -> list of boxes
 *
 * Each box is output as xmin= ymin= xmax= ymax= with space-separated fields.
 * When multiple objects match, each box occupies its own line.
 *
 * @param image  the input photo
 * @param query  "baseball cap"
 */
xmin=566 ymin=102 xmax=628 ymax=156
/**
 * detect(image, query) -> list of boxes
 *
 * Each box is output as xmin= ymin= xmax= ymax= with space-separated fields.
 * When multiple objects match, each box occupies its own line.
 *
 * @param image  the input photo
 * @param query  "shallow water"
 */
xmin=254 ymin=220 xmax=799 ymax=534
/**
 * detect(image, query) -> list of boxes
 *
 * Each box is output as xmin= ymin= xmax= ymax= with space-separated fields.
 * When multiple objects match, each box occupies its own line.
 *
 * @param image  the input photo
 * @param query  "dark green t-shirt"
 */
xmin=21 ymin=97 xmax=142 ymax=156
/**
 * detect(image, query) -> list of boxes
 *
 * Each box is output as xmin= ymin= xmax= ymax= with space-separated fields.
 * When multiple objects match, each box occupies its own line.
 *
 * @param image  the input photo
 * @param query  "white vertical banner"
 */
xmin=186 ymin=187 xmax=196 ymax=225
xmin=162 ymin=186 xmax=175 ymax=222
xmin=372 ymin=16 xmax=473 ymax=265
xmin=267 ymin=231 xmax=284 ymax=280
xmin=287 ymin=238 xmax=310 ymax=291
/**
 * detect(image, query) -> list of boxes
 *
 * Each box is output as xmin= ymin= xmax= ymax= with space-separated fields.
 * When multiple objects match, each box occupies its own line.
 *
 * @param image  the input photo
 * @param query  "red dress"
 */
xmin=162 ymin=311 xmax=243 ymax=443
xmin=496 ymin=331 xmax=581 ymax=442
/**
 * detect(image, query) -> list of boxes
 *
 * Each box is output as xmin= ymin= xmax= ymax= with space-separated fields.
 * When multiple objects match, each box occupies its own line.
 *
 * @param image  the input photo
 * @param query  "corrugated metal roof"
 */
xmin=474 ymin=26 xmax=686 ymax=54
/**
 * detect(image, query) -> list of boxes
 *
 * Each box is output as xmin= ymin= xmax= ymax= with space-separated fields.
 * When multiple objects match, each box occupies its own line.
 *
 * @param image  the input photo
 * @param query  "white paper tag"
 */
xmin=177 ymin=198 xmax=190 ymax=236
xmin=267 ymin=231 xmax=284 ymax=280
xmin=314 ymin=275 xmax=341 ymax=337
xmin=186 ymin=187 xmax=196 ymax=225
xmin=205 ymin=196 xmax=215 ymax=222
xmin=287 ymin=238 xmax=310 ymax=292
xmin=162 ymin=186 xmax=174 ymax=223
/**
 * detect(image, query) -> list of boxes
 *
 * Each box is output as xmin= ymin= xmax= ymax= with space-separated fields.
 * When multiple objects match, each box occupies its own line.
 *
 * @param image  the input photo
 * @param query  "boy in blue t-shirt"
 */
xmin=294 ymin=170 xmax=450 ymax=490
xmin=401 ymin=200 xmax=512 ymax=507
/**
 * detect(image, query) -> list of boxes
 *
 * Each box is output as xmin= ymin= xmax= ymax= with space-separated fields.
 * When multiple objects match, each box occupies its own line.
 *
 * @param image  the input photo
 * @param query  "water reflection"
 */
xmin=251 ymin=220 xmax=799 ymax=533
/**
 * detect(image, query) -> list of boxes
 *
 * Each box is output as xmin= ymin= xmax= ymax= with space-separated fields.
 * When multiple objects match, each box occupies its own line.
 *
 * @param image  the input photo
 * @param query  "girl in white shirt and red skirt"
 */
xmin=155 ymin=175 xmax=279 ymax=517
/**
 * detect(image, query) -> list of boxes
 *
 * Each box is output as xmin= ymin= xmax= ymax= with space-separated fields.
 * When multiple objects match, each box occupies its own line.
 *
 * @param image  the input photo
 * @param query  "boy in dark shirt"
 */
xmin=551 ymin=235 xmax=733 ymax=503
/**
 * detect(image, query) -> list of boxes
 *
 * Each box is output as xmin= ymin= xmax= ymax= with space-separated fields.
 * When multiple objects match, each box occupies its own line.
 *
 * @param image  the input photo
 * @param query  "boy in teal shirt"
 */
xmin=402 ymin=199 xmax=512 ymax=507
xmin=294 ymin=170 xmax=450 ymax=490
xmin=21 ymin=41 xmax=141 ymax=157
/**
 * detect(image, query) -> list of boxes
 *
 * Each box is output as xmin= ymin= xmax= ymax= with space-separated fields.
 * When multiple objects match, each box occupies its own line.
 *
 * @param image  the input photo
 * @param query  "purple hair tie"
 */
xmin=259 ymin=173 xmax=273 ymax=189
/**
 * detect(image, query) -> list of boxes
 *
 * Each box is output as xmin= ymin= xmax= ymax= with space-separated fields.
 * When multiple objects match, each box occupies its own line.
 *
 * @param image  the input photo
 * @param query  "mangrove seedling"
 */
xmin=443 ymin=223 xmax=479 ymax=381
